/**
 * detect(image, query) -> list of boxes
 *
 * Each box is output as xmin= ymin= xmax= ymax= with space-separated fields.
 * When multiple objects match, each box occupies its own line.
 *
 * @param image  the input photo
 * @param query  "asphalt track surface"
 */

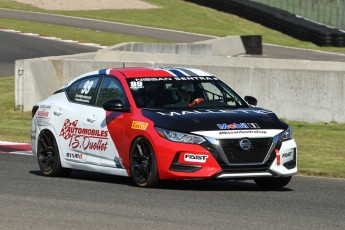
xmin=0 ymin=152 xmax=344 ymax=230
xmin=0 ymin=30 xmax=98 ymax=76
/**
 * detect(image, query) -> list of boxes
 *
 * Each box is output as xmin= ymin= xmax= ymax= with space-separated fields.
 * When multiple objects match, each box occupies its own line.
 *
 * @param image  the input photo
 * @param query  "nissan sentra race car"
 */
xmin=31 ymin=67 xmax=297 ymax=189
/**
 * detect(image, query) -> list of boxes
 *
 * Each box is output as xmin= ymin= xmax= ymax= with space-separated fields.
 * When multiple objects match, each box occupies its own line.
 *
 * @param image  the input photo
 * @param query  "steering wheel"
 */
xmin=189 ymin=98 xmax=204 ymax=106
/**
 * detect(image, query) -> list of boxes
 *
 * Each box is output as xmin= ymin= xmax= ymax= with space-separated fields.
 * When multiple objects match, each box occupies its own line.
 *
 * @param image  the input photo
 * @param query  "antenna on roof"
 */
xmin=123 ymin=62 xmax=125 ymax=68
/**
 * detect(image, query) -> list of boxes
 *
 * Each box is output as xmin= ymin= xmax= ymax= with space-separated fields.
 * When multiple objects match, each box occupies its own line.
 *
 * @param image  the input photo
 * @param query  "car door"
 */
xmin=84 ymin=76 xmax=128 ymax=168
xmin=56 ymin=76 xmax=100 ymax=165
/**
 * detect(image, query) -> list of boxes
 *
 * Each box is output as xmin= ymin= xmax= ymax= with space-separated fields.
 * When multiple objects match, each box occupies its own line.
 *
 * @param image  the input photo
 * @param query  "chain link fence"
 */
xmin=252 ymin=0 xmax=345 ymax=30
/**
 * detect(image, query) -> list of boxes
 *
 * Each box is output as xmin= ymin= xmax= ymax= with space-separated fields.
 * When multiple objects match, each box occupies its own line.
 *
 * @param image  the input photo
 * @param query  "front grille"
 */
xmin=219 ymin=138 xmax=273 ymax=165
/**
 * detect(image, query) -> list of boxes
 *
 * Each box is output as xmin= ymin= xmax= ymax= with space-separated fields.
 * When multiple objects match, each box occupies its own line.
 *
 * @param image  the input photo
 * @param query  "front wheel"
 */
xmin=254 ymin=176 xmax=292 ymax=190
xmin=37 ymin=129 xmax=71 ymax=177
xmin=130 ymin=137 xmax=159 ymax=188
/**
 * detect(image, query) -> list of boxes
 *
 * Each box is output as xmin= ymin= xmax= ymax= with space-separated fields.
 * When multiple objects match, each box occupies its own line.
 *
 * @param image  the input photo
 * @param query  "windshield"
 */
xmin=127 ymin=77 xmax=249 ymax=109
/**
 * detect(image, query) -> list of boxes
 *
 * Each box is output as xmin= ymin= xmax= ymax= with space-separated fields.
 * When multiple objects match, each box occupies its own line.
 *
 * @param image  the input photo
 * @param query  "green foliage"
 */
xmin=254 ymin=0 xmax=345 ymax=30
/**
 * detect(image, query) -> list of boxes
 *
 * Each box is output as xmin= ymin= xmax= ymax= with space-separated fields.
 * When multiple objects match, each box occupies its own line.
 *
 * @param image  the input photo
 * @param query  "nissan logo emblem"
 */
xmin=239 ymin=138 xmax=251 ymax=151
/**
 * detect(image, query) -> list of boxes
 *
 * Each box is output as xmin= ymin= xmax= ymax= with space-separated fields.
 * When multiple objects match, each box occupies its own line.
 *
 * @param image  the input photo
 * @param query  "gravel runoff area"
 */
xmin=13 ymin=0 xmax=159 ymax=10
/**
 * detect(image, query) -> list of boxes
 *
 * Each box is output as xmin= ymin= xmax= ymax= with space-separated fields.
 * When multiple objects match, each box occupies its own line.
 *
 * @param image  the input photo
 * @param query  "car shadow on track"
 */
xmin=30 ymin=169 xmax=132 ymax=185
xmin=158 ymin=180 xmax=294 ymax=192
xmin=29 ymin=170 xmax=293 ymax=192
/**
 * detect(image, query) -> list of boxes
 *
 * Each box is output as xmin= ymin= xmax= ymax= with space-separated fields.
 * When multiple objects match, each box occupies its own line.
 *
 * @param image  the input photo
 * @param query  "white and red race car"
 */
xmin=31 ymin=67 xmax=297 ymax=189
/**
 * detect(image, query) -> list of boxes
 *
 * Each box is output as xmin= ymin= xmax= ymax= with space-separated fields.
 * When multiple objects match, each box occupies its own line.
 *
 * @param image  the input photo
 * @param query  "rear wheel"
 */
xmin=37 ymin=129 xmax=71 ymax=177
xmin=130 ymin=137 xmax=159 ymax=188
xmin=254 ymin=176 xmax=292 ymax=190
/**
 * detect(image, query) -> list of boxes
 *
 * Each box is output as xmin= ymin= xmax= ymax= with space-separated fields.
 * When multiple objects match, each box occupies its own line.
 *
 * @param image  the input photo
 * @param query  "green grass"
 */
xmin=290 ymin=121 xmax=345 ymax=178
xmin=0 ymin=76 xmax=31 ymax=143
xmin=0 ymin=77 xmax=344 ymax=178
xmin=0 ymin=0 xmax=345 ymax=52
xmin=0 ymin=19 xmax=169 ymax=46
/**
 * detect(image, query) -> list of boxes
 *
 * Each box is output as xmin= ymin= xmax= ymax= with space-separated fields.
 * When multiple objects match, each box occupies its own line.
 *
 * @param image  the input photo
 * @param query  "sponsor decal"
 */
xmin=60 ymin=119 xmax=109 ymax=151
xmin=282 ymin=151 xmax=293 ymax=158
xmin=37 ymin=110 xmax=49 ymax=117
xmin=219 ymin=130 xmax=267 ymax=135
xmin=75 ymin=94 xmax=92 ymax=103
xmin=157 ymin=109 xmax=274 ymax=117
xmin=39 ymin=105 xmax=51 ymax=109
xmin=37 ymin=104 xmax=51 ymax=118
xmin=184 ymin=154 xmax=208 ymax=163
xmin=130 ymin=81 xmax=144 ymax=89
xmin=131 ymin=121 xmax=149 ymax=130
xmin=133 ymin=76 xmax=218 ymax=82
xmin=37 ymin=117 xmax=50 ymax=126
xmin=193 ymin=129 xmax=282 ymax=139
xmin=173 ymin=76 xmax=218 ymax=81
xmin=134 ymin=77 xmax=173 ymax=82
xmin=66 ymin=152 xmax=83 ymax=159
xmin=217 ymin=123 xmax=260 ymax=130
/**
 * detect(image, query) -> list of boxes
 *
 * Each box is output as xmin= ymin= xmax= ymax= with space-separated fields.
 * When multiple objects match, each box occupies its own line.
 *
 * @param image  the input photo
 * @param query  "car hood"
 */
xmin=142 ymin=107 xmax=287 ymax=133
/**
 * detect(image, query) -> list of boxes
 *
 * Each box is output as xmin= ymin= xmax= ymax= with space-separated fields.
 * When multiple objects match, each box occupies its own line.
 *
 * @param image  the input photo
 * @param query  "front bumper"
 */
xmin=155 ymin=136 xmax=297 ymax=180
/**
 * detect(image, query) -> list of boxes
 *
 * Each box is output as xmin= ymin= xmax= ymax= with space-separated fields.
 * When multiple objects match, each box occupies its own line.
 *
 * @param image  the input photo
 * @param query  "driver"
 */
xmin=178 ymin=83 xmax=193 ymax=103
xmin=175 ymin=83 xmax=204 ymax=106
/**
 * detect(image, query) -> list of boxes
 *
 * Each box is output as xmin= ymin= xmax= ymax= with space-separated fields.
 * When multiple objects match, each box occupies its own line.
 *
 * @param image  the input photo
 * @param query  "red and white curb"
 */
xmin=0 ymin=141 xmax=33 ymax=156
xmin=0 ymin=28 xmax=108 ymax=49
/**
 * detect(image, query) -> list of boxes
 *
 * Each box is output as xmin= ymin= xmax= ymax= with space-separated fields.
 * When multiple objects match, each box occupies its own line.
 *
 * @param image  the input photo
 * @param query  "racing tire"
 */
xmin=37 ymin=129 xmax=71 ymax=177
xmin=254 ymin=176 xmax=292 ymax=190
xmin=130 ymin=137 xmax=159 ymax=188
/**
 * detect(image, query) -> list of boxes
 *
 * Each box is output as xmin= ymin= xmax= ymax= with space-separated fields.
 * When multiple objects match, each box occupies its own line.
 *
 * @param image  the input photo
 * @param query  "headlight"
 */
xmin=279 ymin=127 xmax=293 ymax=141
xmin=155 ymin=127 xmax=206 ymax=144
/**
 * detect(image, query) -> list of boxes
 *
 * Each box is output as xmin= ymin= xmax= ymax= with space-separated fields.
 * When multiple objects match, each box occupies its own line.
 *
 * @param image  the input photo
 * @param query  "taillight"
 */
xmin=32 ymin=105 xmax=39 ymax=118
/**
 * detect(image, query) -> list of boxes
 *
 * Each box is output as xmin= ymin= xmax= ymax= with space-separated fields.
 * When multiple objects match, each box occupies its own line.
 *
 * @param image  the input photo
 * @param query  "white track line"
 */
xmin=0 ymin=28 xmax=108 ymax=49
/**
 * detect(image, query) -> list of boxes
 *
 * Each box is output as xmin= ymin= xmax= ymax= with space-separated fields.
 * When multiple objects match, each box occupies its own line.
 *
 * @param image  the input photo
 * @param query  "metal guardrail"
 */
xmin=253 ymin=0 xmax=345 ymax=30
xmin=186 ymin=0 xmax=345 ymax=46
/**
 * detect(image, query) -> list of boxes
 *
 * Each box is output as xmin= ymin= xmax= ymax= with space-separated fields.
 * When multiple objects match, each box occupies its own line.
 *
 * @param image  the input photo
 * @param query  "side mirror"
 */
xmin=103 ymin=99 xmax=130 ymax=112
xmin=244 ymin=96 xmax=258 ymax=106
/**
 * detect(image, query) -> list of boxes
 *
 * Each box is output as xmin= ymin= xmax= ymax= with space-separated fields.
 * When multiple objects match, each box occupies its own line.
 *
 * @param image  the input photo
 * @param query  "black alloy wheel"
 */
xmin=37 ymin=129 xmax=71 ymax=177
xmin=130 ymin=137 xmax=159 ymax=188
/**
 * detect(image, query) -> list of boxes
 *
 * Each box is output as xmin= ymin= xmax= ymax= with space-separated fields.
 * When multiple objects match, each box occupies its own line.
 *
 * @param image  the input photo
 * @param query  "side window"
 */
xmin=201 ymin=82 xmax=223 ymax=101
xmin=67 ymin=77 xmax=99 ymax=105
xmin=96 ymin=77 xmax=127 ymax=107
xmin=200 ymin=82 xmax=237 ymax=106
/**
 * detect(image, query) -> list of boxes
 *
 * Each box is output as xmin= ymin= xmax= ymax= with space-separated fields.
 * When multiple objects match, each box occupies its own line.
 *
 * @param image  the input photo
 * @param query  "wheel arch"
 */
xmin=128 ymin=135 xmax=160 ymax=187
xmin=37 ymin=127 xmax=68 ymax=168
xmin=128 ymin=134 xmax=162 ymax=175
